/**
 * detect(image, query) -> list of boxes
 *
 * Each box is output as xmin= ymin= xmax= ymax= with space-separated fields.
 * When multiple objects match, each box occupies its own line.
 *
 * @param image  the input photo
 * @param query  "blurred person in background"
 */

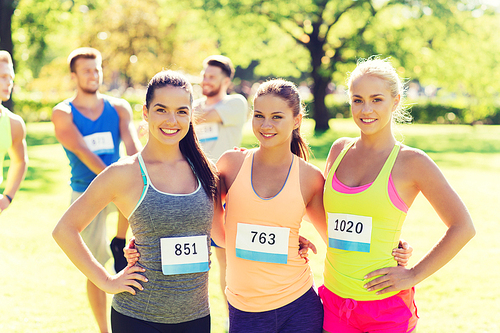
xmin=193 ymin=54 xmax=248 ymax=331
xmin=51 ymin=47 xmax=142 ymax=333
xmin=0 ymin=50 xmax=28 ymax=215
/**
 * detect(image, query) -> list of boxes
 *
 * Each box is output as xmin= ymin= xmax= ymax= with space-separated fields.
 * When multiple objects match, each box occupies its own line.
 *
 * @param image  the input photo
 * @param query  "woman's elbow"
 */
xmin=52 ymin=222 xmax=68 ymax=244
xmin=466 ymin=221 xmax=476 ymax=241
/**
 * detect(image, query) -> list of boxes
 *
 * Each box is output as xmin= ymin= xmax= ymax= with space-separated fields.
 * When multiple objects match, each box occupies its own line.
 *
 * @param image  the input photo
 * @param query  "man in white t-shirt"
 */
xmin=194 ymin=55 xmax=248 ymax=331
xmin=194 ymin=55 xmax=248 ymax=161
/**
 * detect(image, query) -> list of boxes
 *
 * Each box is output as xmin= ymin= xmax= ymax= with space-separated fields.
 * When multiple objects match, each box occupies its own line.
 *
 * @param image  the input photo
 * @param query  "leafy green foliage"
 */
xmin=4 ymin=0 xmax=500 ymax=127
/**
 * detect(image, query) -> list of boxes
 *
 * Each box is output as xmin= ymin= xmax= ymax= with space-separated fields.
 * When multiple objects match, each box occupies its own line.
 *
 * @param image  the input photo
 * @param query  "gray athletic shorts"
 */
xmin=71 ymin=191 xmax=114 ymax=265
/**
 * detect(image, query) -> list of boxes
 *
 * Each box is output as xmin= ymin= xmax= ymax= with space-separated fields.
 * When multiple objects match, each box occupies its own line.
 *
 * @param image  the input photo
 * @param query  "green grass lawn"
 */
xmin=0 ymin=120 xmax=498 ymax=332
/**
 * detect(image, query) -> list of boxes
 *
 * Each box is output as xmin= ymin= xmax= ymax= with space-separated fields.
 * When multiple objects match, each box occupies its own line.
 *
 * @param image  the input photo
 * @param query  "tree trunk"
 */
xmin=0 ymin=0 xmax=16 ymax=111
xmin=308 ymin=35 xmax=331 ymax=131
xmin=311 ymin=70 xmax=330 ymax=131
xmin=306 ymin=19 xmax=332 ymax=132
xmin=0 ymin=0 xmax=14 ymax=53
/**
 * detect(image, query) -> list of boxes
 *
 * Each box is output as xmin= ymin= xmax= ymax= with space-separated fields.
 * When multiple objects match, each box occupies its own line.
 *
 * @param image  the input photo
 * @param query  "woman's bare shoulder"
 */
xmin=217 ymin=148 xmax=250 ymax=173
xmin=101 ymin=154 xmax=141 ymax=184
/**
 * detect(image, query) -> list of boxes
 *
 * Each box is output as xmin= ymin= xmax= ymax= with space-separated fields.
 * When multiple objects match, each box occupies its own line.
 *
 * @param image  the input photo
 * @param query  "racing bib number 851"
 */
xmin=160 ymin=235 xmax=209 ymax=275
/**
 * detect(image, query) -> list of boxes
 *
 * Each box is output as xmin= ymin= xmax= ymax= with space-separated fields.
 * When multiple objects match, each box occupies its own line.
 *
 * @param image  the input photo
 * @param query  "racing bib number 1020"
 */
xmin=160 ymin=235 xmax=209 ymax=275
xmin=235 ymin=223 xmax=290 ymax=264
xmin=327 ymin=213 xmax=372 ymax=253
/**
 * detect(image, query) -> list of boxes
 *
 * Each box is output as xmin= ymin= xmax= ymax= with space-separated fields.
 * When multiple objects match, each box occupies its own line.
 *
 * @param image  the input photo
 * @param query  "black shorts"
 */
xmin=111 ymin=308 xmax=210 ymax=333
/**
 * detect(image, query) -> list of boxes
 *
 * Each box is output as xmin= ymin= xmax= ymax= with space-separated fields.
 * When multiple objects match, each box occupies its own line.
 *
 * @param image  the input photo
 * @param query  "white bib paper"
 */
xmin=160 ymin=235 xmax=209 ymax=275
xmin=328 ymin=213 xmax=372 ymax=253
xmin=195 ymin=122 xmax=219 ymax=143
xmin=235 ymin=223 xmax=290 ymax=264
xmin=83 ymin=132 xmax=114 ymax=155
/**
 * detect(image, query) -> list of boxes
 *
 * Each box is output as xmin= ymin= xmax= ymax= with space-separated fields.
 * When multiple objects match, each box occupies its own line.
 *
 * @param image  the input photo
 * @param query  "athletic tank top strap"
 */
xmin=330 ymin=139 xmax=356 ymax=176
xmin=0 ymin=106 xmax=11 ymax=149
xmin=128 ymin=154 xmax=149 ymax=219
xmin=0 ymin=107 xmax=12 ymax=185
xmin=374 ymin=141 xmax=401 ymax=188
xmin=137 ymin=153 xmax=150 ymax=186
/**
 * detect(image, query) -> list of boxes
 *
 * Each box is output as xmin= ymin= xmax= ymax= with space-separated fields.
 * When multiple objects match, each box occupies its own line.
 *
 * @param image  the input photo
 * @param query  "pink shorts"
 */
xmin=319 ymin=285 xmax=418 ymax=333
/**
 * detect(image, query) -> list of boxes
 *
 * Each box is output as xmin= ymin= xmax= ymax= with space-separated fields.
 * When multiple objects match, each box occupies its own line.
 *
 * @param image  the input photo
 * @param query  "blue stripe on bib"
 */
xmin=162 ymin=262 xmax=209 ymax=275
xmin=236 ymin=249 xmax=288 ymax=264
xmin=329 ymin=238 xmax=370 ymax=253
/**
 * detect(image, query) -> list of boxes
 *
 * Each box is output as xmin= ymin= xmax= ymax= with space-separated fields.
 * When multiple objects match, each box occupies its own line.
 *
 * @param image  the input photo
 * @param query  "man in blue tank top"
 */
xmin=51 ymin=47 xmax=142 ymax=333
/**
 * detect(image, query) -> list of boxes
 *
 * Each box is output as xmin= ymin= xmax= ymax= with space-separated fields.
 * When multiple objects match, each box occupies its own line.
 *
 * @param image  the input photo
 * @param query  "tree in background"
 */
xmin=11 ymin=0 xmax=223 ymax=98
xmin=78 ymin=0 xmax=221 ymax=90
xmin=8 ymin=0 xmax=92 ymax=100
xmin=4 ymin=0 xmax=500 ymax=125
xmin=197 ymin=0 xmax=499 ymax=130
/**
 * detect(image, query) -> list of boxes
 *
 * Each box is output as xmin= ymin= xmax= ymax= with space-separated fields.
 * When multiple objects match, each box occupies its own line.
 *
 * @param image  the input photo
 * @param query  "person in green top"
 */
xmin=0 ymin=50 xmax=28 ymax=215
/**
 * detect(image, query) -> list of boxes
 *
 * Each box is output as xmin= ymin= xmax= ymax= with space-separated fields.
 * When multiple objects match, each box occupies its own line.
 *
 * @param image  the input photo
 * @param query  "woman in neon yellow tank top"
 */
xmin=320 ymin=57 xmax=475 ymax=333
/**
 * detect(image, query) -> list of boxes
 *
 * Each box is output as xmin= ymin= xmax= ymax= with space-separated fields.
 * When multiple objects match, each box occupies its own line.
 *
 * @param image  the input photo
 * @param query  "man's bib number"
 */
xmin=235 ymin=223 xmax=290 ymax=264
xmin=328 ymin=213 xmax=372 ymax=253
xmin=83 ymin=132 xmax=114 ymax=155
xmin=195 ymin=123 xmax=219 ymax=143
xmin=160 ymin=235 xmax=209 ymax=275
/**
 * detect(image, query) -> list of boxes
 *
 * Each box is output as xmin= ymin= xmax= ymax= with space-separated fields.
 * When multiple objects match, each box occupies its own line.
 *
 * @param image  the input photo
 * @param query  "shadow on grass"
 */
xmin=2 ymin=157 xmax=66 ymax=195
xmin=26 ymin=131 xmax=59 ymax=147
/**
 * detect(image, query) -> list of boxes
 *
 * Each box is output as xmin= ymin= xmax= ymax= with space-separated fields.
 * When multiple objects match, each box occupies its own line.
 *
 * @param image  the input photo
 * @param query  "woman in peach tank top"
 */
xmin=215 ymin=79 xmax=327 ymax=332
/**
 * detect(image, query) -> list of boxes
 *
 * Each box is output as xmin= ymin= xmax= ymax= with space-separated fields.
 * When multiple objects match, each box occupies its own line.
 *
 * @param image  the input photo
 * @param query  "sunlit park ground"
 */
xmin=0 ymin=119 xmax=498 ymax=332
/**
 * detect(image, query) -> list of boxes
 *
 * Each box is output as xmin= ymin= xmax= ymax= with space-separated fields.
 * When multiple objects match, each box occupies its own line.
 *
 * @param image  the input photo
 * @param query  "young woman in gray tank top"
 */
xmin=53 ymin=70 xmax=221 ymax=333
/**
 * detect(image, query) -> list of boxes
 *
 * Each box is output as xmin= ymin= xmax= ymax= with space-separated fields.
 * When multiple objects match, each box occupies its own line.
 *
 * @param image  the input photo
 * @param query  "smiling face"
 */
xmin=252 ymin=94 xmax=301 ymax=149
xmin=0 ymin=62 xmax=14 ymax=102
xmin=72 ymin=57 xmax=102 ymax=94
xmin=200 ymin=65 xmax=228 ymax=97
xmin=143 ymin=86 xmax=192 ymax=147
xmin=350 ymin=74 xmax=400 ymax=137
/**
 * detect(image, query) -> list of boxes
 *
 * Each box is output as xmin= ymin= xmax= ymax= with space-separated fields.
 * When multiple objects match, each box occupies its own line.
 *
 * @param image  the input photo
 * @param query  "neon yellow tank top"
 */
xmin=0 ymin=106 xmax=12 ymax=185
xmin=323 ymin=140 xmax=406 ymax=300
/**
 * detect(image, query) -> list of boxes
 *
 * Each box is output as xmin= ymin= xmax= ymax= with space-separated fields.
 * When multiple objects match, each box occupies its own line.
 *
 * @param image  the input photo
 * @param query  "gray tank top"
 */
xmin=112 ymin=154 xmax=213 ymax=324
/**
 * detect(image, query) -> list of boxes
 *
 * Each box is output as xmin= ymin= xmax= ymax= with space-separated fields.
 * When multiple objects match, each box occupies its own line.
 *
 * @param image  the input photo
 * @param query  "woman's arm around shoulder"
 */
xmin=211 ymin=174 xmax=226 ymax=248
xmin=299 ymin=159 xmax=328 ymax=244
xmin=216 ymin=148 xmax=249 ymax=198
xmin=211 ymin=149 xmax=248 ymax=248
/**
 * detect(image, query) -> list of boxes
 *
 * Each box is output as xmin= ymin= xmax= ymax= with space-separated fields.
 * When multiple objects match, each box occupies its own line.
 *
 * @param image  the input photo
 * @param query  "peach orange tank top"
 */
xmin=225 ymin=149 xmax=313 ymax=312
